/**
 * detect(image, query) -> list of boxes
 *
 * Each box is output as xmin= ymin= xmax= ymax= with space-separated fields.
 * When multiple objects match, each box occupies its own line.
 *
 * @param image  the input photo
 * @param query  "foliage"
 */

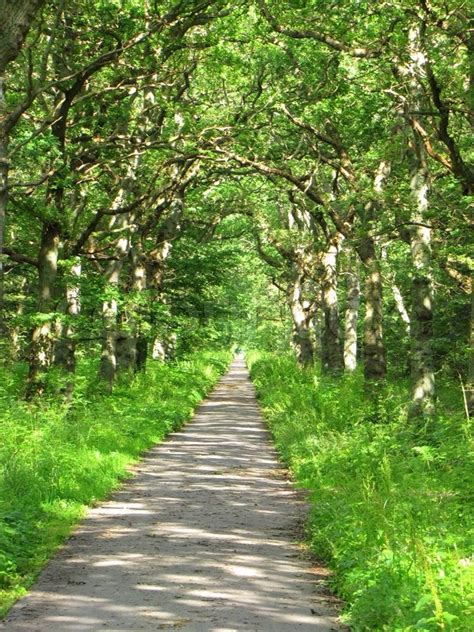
xmin=0 ymin=350 xmax=231 ymax=616
xmin=0 ymin=0 xmax=472 ymax=625
xmin=248 ymin=351 xmax=474 ymax=630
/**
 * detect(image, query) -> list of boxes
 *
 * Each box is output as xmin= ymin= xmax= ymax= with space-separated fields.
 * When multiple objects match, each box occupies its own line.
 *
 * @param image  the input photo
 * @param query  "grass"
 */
xmin=247 ymin=351 xmax=474 ymax=631
xmin=0 ymin=349 xmax=231 ymax=616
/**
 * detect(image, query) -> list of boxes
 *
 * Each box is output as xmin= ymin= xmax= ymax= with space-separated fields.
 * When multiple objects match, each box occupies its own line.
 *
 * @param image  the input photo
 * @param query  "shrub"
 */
xmin=0 ymin=350 xmax=231 ymax=616
xmin=248 ymin=351 xmax=474 ymax=631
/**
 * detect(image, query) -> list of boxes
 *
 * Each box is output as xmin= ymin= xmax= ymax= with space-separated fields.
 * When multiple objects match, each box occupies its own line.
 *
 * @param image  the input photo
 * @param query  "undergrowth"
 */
xmin=247 ymin=351 xmax=473 ymax=631
xmin=0 ymin=350 xmax=230 ymax=616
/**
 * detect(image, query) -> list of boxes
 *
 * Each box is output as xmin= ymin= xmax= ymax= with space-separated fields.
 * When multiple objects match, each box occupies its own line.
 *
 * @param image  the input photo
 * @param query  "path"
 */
xmin=1 ymin=357 xmax=342 ymax=631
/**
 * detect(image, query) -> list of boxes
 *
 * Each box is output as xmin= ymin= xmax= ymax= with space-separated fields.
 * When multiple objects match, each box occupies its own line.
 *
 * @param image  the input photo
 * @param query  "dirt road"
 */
xmin=1 ymin=356 xmax=341 ymax=631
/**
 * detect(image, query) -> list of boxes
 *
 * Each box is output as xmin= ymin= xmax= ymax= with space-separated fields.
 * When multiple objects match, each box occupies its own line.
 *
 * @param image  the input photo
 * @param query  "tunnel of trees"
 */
xmin=0 ymin=1 xmax=472 ymax=629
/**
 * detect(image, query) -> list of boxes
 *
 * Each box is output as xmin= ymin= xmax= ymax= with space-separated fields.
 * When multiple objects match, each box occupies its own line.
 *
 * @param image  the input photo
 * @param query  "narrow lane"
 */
xmin=1 ymin=356 xmax=341 ymax=631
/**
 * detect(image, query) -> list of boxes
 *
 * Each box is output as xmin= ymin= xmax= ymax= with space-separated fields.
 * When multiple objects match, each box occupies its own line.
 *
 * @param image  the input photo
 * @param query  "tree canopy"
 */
xmin=0 ymin=0 xmax=471 ymax=413
xmin=0 ymin=1 xmax=473 ymax=628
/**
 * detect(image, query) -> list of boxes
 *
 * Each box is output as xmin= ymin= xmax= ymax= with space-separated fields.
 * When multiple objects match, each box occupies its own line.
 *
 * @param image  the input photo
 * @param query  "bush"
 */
xmin=247 ymin=351 xmax=474 ymax=631
xmin=0 ymin=350 xmax=231 ymax=616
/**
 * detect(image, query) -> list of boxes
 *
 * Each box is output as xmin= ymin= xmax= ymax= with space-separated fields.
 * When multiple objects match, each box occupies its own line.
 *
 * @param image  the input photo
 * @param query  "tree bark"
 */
xmin=5 ymin=276 xmax=27 ymax=361
xmin=288 ymin=274 xmax=314 ymax=367
xmin=381 ymin=246 xmax=410 ymax=335
xmin=132 ymin=240 xmax=148 ymax=372
xmin=98 ymin=213 xmax=131 ymax=389
xmin=344 ymin=255 xmax=360 ymax=372
xmin=0 ymin=1 xmax=46 ymax=311
xmin=54 ymin=260 xmax=81 ymax=397
xmin=467 ymin=279 xmax=474 ymax=416
xmin=311 ymin=286 xmax=323 ymax=359
xmin=400 ymin=26 xmax=437 ymax=418
xmin=0 ymin=1 xmax=46 ymax=74
xmin=148 ymin=192 xmax=183 ymax=361
xmin=0 ymin=80 xmax=7 ymax=315
xmin=27 ymin=221 xmax=60 ymax=397
xmin=409 ymin=150 xmax=436 ymax=418
xmin=116 ymin=241 xmax=148 ymax=374
xmin=321 ymin=238 xmax=343 ymax=373
xmin=358 ymin=236 xmax=386 ymax=381
xmin=355 ymin=162 xmax=390 ymax=382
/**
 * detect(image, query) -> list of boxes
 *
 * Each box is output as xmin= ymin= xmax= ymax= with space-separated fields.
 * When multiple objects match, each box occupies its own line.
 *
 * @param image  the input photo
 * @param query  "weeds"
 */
xmin=248 ymin=351 xmax=474 ymax=631
xmin=0 ymin=350 xmax=230 ymax=616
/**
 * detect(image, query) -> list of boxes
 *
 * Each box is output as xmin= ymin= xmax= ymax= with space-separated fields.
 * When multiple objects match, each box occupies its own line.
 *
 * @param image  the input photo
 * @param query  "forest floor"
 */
xmin=0 ymin=356 xmax=342 ymax=631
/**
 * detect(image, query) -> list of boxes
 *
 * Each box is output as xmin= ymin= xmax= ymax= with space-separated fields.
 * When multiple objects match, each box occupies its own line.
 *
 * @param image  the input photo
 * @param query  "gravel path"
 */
xmin=1 ymin=356 xmax=342 ymax=631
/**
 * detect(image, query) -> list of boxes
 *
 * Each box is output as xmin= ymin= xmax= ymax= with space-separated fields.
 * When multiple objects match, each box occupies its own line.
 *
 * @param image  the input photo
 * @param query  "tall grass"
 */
xmin=0 ymin=350 xmax=231 ymax=616
xmin=248 ymin=351 xmax=473 ymax=631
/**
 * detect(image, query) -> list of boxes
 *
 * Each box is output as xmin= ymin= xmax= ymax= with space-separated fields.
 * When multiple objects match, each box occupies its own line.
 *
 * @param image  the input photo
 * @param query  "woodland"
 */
xmin=0 ymin=0 xmax=473 ymax=629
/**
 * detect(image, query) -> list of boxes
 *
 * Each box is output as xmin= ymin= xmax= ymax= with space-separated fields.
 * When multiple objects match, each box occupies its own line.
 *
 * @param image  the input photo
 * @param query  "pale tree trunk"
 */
xmin=382 ymin=246 xmax=410 ymax=335
xmin=404 ymin=25 xmax=436 ymax=418
xmin=54 ymin=260 xmax=81 ymax=397
xmin=321 ymin=237 xmax=343 ymax=373
xmin=116 ymin=238 xmax=148 ymax=373
xmin=116 ymin=325 xmax=136 ymax=373
xmin=149 ymin=240 xmax=172 ymax=361
xmin=467 ymin=279 xmax=474 ymax=416
xmin=344 ymin=255 xmax=360 ymax=372
xmin=100 ymin=297 xmax=118 ymax=389
xmin=0 ymin=81 xmax=7 ymax=315
xmin=288 ymin=273 xmax=314 ymax=367
xmin=132 ymin=243 xmax=148 ymax=372
xmin=358 ymin=237 xmax=386 ymax=381
xmin=149 ymin=191 xmax=184 ymax=360
xmin=0 ymin=0 xmax=46 ymax=312
xmin=392 ymin=284 xmax=411 ymax=335
xmin=356 ymin=161 xmax=390 ymax=381
xmin=312 ymin=286 xmax=323 ymax=360
xmin=114 ymin=85 xmax=159 ymax=374
xmin=27 ymin=221 xmax=60 ymax=397
xmin=409 ymin=147 xmax=435 ymax=418
xmin=7 ymin=277 xmax=27 ymax=361
xmin=98 ymin=213 xmax=131 ymax=390
xmin=98 ymin=145 xmax=141 ymax=387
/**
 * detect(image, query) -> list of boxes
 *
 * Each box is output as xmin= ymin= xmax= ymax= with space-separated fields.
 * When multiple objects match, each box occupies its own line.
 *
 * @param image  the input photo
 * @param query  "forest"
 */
xmin=0 ymin=0 xmax=472 ymax=629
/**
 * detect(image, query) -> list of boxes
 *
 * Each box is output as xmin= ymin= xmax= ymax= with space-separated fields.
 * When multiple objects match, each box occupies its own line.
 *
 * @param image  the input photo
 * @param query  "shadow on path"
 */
xmin=1 ymin=356 xmax=343 ymax=631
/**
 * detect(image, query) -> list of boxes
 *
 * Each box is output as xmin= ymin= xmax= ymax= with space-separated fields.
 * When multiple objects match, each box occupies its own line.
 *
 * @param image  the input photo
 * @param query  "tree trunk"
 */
xmin=0 ymin=0 xmax=47 ymax=311
xmin=409 ymin=152 xmax=435 ymax=418
xmin=0 ymin=86 xmax=7 ymax=315
xmin=312 ymin=286 xmax=323 ymax=360
xmin=358 ymin=237 xmax=387 ymax=381
xmin=147 ymin=197 xmax=183 ymax=362
xmin=392 ymin=283 xmax=411 ymax=335
xmin=98 ymin=213 xmax=131 ymax=389
xmin=54 ymin=260 xmax=81 ymax=397
xmin=344 ymin=255 xmax=360 ymax=372
xmin=99 ymin=297 xmax=118 ymax=390
xmin=116 ymin=238 xmax=149 ymax=374
xmin=0 ymin=1 xmax=46 ymax=73
xmin=116 ymin=327 xmax=136 ymax=373
xmin=27 ymin=221 xmax=60 ymax=397
xmin=136 ymin=335 xmax=148 ymax=372
xmin=5 ymin=276 xmax=27 ymax=361
xmin=321 ymin=238 xmax=343 ymax=373
xmin=355 ymin=162 xmax=389 ymax=382
xmin=132 ymin=241 xmax=148 ymax=372
xmin=288 ymin=274 xmax=314 ymax=367
xmin=382 ymin=246 xmax=410 ymax=335
xmin=467 ymin=279 xmax=474 ymax=416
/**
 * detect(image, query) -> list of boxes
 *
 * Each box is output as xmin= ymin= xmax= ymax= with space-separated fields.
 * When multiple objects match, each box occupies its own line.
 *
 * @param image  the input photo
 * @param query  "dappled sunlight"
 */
xmin=2 ymin=358 xmax=340 ymax=631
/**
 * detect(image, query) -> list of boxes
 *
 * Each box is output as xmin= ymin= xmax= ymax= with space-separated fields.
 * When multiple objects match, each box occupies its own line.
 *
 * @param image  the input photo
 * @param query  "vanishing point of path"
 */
xmin=2 ymin=357 xmax=342 ymax=631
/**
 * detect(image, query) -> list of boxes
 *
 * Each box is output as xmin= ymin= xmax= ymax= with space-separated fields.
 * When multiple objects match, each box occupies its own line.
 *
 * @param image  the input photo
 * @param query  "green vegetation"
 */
xmin=0 ymin=351 xmax=230 ymax=615
xmin=0 ymin=0 xmax=472 ymax=627
xmin=248 ymin=351 xmax=473 ymax=630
